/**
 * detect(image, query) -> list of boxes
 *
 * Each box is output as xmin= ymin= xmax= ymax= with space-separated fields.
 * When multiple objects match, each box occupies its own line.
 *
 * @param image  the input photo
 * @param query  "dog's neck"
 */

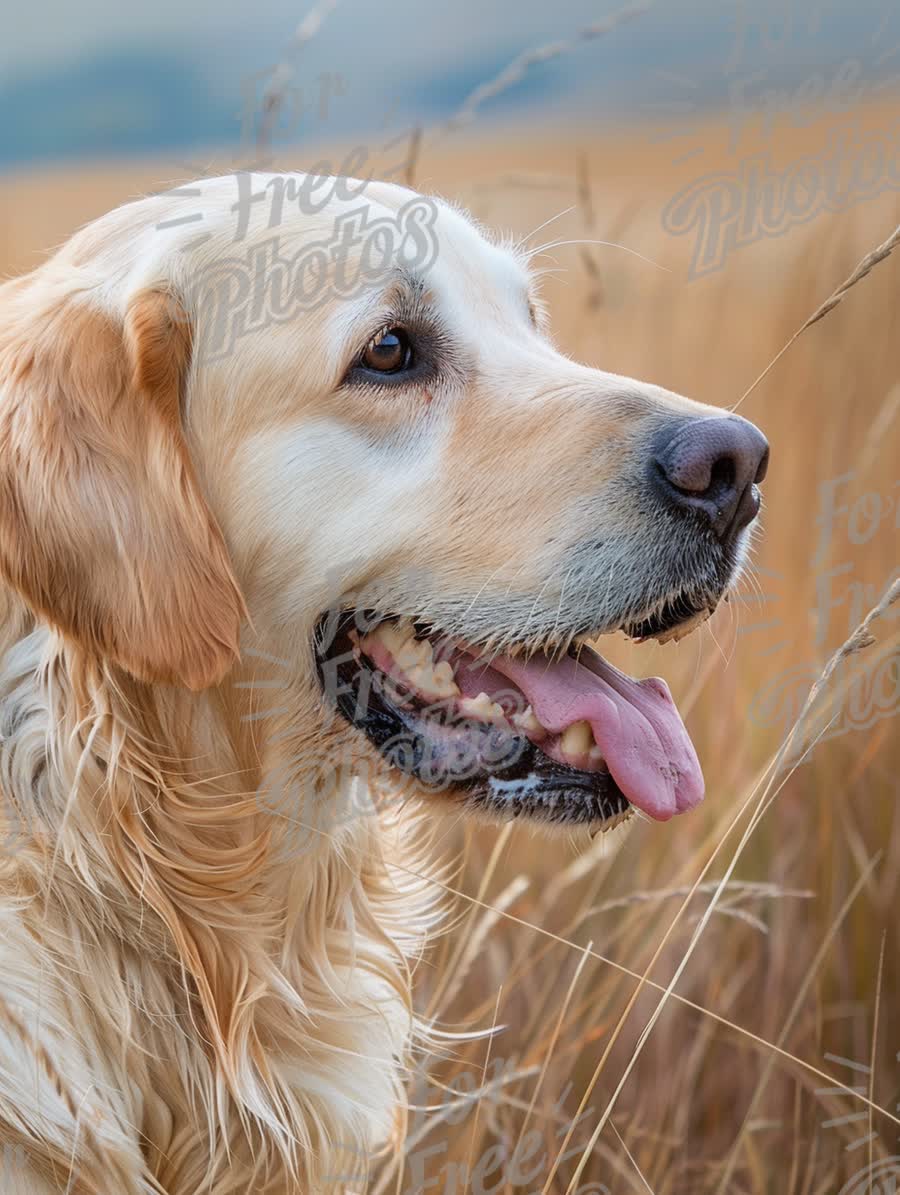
xmin=0 ymin=599 xmax=431 ymax=1188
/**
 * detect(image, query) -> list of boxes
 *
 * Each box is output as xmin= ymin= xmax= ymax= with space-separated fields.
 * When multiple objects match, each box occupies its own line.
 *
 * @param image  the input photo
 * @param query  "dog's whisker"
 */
xmin=513 ymin=204 xmax=577 ymax=254
xmin=526 ymin=237 xmax=671 ymax=272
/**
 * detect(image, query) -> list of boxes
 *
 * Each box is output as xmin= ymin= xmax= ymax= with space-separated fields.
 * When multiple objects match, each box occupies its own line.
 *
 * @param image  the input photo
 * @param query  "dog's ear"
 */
xmin=0 ymin=283 xmax=245 ymax=689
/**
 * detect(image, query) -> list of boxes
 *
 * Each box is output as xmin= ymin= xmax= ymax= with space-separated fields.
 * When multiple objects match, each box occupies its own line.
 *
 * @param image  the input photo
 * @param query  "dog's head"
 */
xmin=0 ymin=175 xmax=768 ymax=833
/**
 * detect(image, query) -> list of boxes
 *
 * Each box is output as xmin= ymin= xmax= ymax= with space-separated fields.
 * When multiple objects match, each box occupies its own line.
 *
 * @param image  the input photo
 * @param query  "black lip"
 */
xmin=315 ymin=614 xmax=631 ymax=828
xmin=624 ymin=589 xmax=713 ymax=640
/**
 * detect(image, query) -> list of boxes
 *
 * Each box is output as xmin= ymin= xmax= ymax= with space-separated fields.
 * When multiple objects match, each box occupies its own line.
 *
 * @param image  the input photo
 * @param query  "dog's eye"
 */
xmin=361 ymin=327 xmax=413 ymax=374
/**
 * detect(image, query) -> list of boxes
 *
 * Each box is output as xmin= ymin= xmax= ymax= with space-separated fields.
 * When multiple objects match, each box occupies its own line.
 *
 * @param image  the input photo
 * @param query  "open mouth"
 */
xmin=315 ymin=604 xmax=707 ymax=832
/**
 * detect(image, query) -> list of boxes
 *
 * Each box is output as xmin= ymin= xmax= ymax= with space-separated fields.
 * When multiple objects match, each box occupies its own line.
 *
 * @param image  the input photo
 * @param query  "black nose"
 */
xmin=652 ymin=415 xmax=769 ymax=542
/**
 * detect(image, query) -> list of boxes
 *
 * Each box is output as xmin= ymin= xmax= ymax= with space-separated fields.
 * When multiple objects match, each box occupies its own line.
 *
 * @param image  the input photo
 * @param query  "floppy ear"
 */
xmin=0 ymin=283 xmax=245 ymax=690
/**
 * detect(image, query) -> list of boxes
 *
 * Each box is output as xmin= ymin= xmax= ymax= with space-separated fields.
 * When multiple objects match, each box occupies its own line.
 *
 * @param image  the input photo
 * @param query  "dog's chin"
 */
xmin=314 ymin=585 xmax=725 ymax=832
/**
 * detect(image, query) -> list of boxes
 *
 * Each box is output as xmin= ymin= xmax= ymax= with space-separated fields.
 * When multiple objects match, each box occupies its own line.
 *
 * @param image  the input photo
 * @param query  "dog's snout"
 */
xmin=652 ymin=415 xmax=769 ymax=542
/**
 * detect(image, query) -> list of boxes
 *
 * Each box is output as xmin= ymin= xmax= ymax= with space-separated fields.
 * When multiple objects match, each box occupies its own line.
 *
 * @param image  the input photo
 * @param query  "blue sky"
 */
xmin=2 ymin=0 xmax=897 ymax=168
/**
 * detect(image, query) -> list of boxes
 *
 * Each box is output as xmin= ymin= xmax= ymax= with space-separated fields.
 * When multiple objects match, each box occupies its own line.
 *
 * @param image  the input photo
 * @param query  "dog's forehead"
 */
xmin=285 ymin=179 xmax=528 ymax=303
xmin=220 ymin=174 xmax=531 ymax=314
xmin=66 ymin=174 xmax=528 ymax=335
xmin=428 ymin=203 xmax=531 ymax=312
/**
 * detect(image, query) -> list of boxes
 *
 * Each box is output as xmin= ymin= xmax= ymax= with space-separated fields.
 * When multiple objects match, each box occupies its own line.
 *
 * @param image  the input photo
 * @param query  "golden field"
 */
xmin=1 ymin=102 xmax=898 ymax=1193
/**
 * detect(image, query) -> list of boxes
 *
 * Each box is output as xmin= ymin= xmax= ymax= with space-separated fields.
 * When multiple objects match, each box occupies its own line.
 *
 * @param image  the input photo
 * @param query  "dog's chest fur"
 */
xmin=0 ymin=617 xmax=424 ymax=1194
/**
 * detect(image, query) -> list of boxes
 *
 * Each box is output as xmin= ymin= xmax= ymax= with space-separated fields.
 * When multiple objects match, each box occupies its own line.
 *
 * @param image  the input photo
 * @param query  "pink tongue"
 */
xmin=486 ymin=647 xmax=704 ymax=821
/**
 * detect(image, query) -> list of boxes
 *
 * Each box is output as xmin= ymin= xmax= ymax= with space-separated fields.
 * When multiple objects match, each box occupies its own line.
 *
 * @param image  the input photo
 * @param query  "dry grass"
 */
xmin=374 ymin=115 xmax=900 ymax=1195
xmin=1 ymin=101 xmax=898 ymax=1195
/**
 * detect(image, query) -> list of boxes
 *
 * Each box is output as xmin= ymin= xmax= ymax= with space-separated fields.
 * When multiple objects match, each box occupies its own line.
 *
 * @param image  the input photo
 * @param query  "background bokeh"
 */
xmin=2 ymin=2 xmax=899 ymax=1192
xmin=3 ymin=0 xmax=897 ymax=169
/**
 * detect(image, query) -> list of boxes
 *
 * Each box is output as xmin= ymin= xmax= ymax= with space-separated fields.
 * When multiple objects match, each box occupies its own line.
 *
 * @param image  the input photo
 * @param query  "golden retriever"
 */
xmin=0 ymin=174 xmax=768 ymax=1193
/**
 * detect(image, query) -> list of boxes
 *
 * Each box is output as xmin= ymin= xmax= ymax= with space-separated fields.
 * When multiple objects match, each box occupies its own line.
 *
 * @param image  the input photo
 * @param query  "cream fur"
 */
xmin=0 ymin=175 xmax=722 ymax=1192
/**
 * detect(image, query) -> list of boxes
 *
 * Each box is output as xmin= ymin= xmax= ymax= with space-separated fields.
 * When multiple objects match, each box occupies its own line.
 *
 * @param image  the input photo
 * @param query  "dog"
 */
xmin=0 ymin=173 xmax=768 ymax=1193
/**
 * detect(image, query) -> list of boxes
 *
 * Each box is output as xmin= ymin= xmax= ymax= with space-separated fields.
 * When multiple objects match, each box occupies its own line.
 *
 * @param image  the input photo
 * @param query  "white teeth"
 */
xmin=396 ymin=636 xmax=432 ymax=671
xmin=587 ymin=745 xmax=608 ymax=769
xmin=408 ymin=661 xmax=460 ymax=700
xmin=459 ymin=692 xmax=506 ymax=722
xmin=365 ymin=623 xmax=460 ymax=699
xmin=561 ymin=720 xmax=593 ymax=757
xmin=371 ymin=620 xmax=415 ymax=657
xmin=559 ymin=723 xmax=608 ymax=771
xmin=377 ymin=625 xmax=430 ymax=671
xmin=512 ymin=705 xmax=547 ymax=739
xmin=433 ymin=660 xmax=455 ymax=686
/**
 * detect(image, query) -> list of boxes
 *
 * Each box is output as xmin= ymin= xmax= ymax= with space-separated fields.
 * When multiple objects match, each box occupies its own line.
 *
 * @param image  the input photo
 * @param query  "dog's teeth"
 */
xmin=561 ymin=720 xmax=593 ymax=756
xmin=408 ymin=659 xmax=460 ymax=699
xmin=459 ymin=692 xmax=505 ymax=722
xmin=433 ymin=660 xmax=455 ymax=685
xmin=512 ymin=704 xmax=547 ymax=739
xmin=390 ymin=618 xmax=417 ymax=645
xmin=371 ymin=620 xmax=415 ymax=657
xmin=373 ymin=624 xmax=430 ymax=671
xmin=410 ymin=670 xmax=458 ymax=699
xmin=587 ymin=745 xmax=607 ymax=769
xmin=432 ymin=662 xmax=461 ymax=697
xmin=363 ymin=622 xmax=461 ymax=698
xmin=397 ymin=637 xmax=432 ymax=670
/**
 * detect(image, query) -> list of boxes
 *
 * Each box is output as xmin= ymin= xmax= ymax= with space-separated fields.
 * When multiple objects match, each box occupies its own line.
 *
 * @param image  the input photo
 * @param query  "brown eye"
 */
xmin=362 ymin=327 xmax=413 ymax=374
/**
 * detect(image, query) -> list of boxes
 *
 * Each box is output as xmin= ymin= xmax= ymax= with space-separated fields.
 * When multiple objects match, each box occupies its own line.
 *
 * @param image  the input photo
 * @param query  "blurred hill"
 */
xmin=3 ymin=0 xmax=899 ymax=169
